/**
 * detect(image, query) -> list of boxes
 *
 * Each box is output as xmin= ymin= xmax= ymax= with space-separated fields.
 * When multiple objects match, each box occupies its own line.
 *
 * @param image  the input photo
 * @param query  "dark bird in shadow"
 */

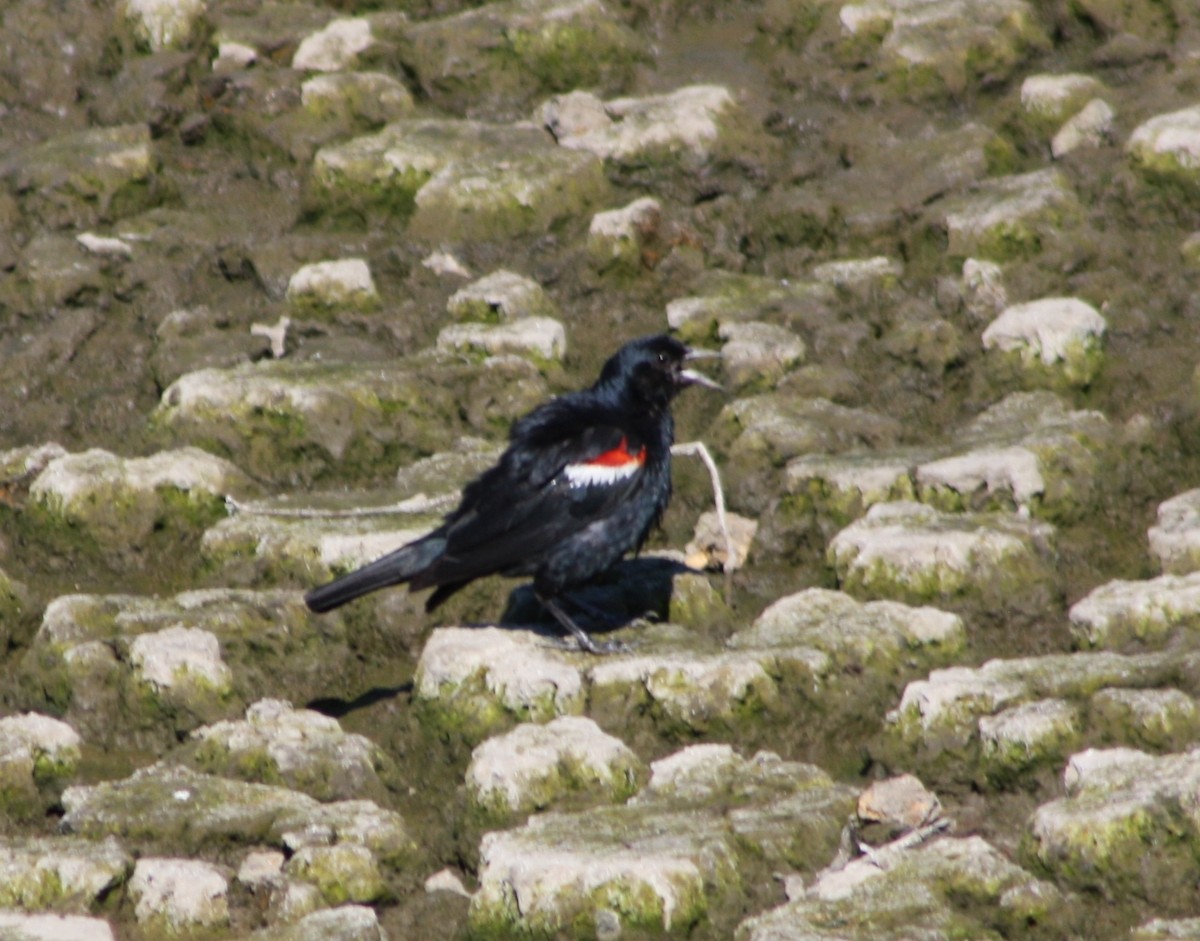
xmin=304 ymin=334 xmax=720 ymax=653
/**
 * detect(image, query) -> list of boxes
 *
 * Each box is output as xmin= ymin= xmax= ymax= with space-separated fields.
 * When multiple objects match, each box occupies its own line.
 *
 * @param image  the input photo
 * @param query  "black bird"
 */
xmin=304 ymin=334 xmax=720 ymax=653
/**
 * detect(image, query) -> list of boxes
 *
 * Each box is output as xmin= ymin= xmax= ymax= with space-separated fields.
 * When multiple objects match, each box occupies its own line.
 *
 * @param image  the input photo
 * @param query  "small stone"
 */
xmin=1052 ymin=98 xmax=1115 ymax=158
xmin=76 ymin=232 xmax=133 ymax=258
xmin=1148 ymin=489 xmax=1200 ymax=574
xmin=1020 ymin=73 xmax=1104 ymax=123
xmin=293 ymin=17 xmax=374 ymax=72
xmin=718 ymin=321 xmax=806 ymax=390
xmin=856 ymin=774 xmax=942 ymax=833
xmin=121 ymin=0 xmax=207 ymax=50
xmin=214 ymin=40 xmax=257 ymax=71
xmin=587 ymin=197 xmax=662 ymax=274
xmin=982 ymin=296 xmax=1106 ymax=386
xmin=286 ymin=258 xmax=379 ymax=315
xmin=436 ymin=317 xmax=567 ymax=362
xmin=130 ymin=857 xmax=230 ymax=932
xmin=237 ymin=849 xmax=285 ymax=886
xmin=425 ymin=868 xmax=471 ymax=897
xmin=447 ymin=270 xmax=555 ymax=323
xmin=684 ymin=510 xmax=756 ymax=572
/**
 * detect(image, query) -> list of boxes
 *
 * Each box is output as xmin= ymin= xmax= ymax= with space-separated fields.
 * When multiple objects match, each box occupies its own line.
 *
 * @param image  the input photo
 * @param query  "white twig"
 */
xmin=671 ymin=440 xmax=734 ymax=578
xmin=224 ymin=493 xmax=452 ymax=519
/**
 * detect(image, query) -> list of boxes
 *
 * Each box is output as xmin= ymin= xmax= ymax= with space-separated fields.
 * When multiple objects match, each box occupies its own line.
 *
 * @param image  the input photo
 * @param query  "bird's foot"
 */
xmin=537 ymin=592 xmax=632 ymax=656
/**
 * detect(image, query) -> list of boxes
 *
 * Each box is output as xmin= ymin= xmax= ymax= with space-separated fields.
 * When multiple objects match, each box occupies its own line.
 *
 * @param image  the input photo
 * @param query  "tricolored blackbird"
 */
xmin=304 ymin=334 xmax=720 ymax=653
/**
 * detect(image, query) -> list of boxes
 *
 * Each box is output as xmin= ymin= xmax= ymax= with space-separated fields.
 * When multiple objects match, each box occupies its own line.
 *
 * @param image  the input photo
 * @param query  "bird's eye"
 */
xmin=657 ymin=353 xmax=668 ymax=364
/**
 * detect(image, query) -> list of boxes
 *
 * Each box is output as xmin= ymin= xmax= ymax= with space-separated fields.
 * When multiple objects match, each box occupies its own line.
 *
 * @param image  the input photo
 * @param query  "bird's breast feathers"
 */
xmin=563 ymin=435 xmax=647 ymax=488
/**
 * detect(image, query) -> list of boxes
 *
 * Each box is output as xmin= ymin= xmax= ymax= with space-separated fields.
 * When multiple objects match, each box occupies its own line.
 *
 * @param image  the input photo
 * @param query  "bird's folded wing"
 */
xmin=408 ymin=423 xmax=647 ymax=588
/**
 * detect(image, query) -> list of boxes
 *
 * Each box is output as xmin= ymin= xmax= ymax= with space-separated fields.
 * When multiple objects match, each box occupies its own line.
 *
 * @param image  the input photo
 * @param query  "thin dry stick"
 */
xmin=671 ymin=440 xmax=735 ymax=591
xmin=224 ymin=493 xmax=452 ymax=519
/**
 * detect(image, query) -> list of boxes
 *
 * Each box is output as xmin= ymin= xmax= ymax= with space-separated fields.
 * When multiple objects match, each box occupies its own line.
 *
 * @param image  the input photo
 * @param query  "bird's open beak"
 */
xmin=680 ymin=348 xmax=723 ymax=391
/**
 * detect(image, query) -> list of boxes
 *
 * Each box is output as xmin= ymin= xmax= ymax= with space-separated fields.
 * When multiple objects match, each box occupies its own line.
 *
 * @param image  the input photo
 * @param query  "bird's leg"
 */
xmin=536 ymin=593 xmax=628 ymax=655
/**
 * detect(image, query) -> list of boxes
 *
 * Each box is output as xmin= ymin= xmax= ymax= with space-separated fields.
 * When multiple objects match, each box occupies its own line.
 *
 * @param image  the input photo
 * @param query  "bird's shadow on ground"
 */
xmin=307 ymin=557 xmax=690 ymax=719
xmin=496 ymin=555 xmax=691 ymax=638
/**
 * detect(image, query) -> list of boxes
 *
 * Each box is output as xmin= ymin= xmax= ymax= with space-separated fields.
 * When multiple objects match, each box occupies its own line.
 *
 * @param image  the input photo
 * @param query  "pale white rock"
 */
xmin=122 ymin=0 xmax=207 ymax=50
xmin=1128 ymin=105 xmax=1200 ymax=172
xmin=0 ymin=712 xmax=82 ymax=761
xmin=237 ymin=849 xmax=285 ymax=886
xmin=436 ymin=317 xmax=567 ymax=361
xmin=543 ymin=85 xmax=736 ymax=162
xmin=130 ymin=857 xmax=229 ymax=931
xmin=292 ymin=17 xmax=374 ymax=72
xmin=718 ymin=321 xmax=806 ymax=389
xmin=1020 ymin=73 xmax=1103 ymax=121
xmin=890 ymin=665 xmax=1027 ymax=732
xmin=1148 ymin=489 xmax=1200 ymax=574
xmin=301 ymin=72 xmax=413 ymax=119
xmin=979 ymin=698 xmax=1081 ymax=763
xmin=0 ymin=913 xmax=115 ymax=941
xmin=1061 ymin=746 xmax=1156 ymax=795
xmin=76 ymin=232 xmax=133 ymax=258
xmin=129 ymin=626 xmax=233 ymax=693
xmin=962 ymin=257 xmax=1008 ymax=323
xmin=31 ymin=446 xmax=247 ymax=508
xmin=414 ymin=627 xmax=586 ymax=721
xmin=685 ymin=510 xmax=757 ymax=572
xmin=447 ymin=270 xmax=554 ymax=322
xmin=811 ymin=256 xmax=902 ymax=286
xmin=425 ymin=868 xmax=472 ymax=897
xmin=982 ymin=296 xmax=1105 ymax=379
xmin=916 ymin=445 xmax=1045 ymax=508
xmin=827 ymin=500 xmax=1055 ymax=598
xmin=589 ymin=197 xmax=661 ymax=241
xmin=838 ymin=2 xmax=891 ymax=35
xmin=190 ymin=699 xmax=382 ymax=798
xmin=286 ymin=258 xmax=378 ymax=309
xmin=422 ymin=251 xmax=472 ymax=279
xmin=214 ymin=40 xmax=257 ymax=70
xmin=466 ymin=716 xmax=641 ymax=814
xmin=1052 ymin=98 xmax=1114 ymax=158
xmin=1068 ymin=571 xmax=1200 ymax=647
xmin=944 ymin=168 xmax=1077 ymax=258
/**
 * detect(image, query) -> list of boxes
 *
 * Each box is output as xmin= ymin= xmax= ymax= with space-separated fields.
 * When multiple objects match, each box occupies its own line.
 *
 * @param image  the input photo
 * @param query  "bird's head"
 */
xmin=599 ymin=334 xmax=722 ymax=409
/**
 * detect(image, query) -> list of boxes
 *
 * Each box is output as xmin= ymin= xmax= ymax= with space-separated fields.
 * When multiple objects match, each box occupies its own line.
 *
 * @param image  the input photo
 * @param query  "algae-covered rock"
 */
xmin=471 ymin=745 xmax=854 ymax=937
xmin=301 ymin=72 xmax=414 ymax=126
xmin=1069 ymin=572 xmax=1200 ymax=650
xmin=717 ymin=321 xmax=806 ymax=391
xmin=184 ymin=699 xmax=395 ymax=803
xmin=436 ymin=318 xmax=567 ymax=363
xmin=285 ymin=844 xmax=386 ymax=905
xmin=1020 ymin=73 xmax=1105 ymax=129
xmin=982 ymin=296 xmax=1106 ymax=387
xmin=879 ymin=649 xmax=1198 ymax=787
xmin=0 ymin=123 xmax=157 ymax=229
xmin=940 ymin=168 xmax=1080 ymax=261
xmin=0 ymin=913 xmax=116 ymax=941
xmin=0 ymin=835 xmax=129 ymax=913
xmin=250 ymin=905 xmax=386 ymax=941
xmin=28 ymin=446 xmax=255 ymax=552
xmin=414 ymin=627 xmax=586 ymax=742
xmin=61 ymin=763 xmax=319 ymax=849
xmin=447 ymin=270 xmax=557 ymax=323
xmin=1148 ymin=489 xmax=1200 ymax=575
xmin=285 ymin=259 xmax=380 ymax=317
xmin=22 ymin=590 xmax=354 ymax=750
xmin=292 ymin=17 xmax=374 ymax=73
xmin=0 ymin=714 xmax=82 ymax=820
xmin=738 ymin=835 xmax=1072 ymax=940
xmin=1128 ymin=106 xmax=1200 ymax=202
xmin=665 ymin=271 xmax=836 ymax=344
xmin=129 ymin=857 xmax=230 ymax=935
xmin=827 ymin=500 xmax=1057 ymax=606
xmin=404 ymin=0 xmax=646 ymax=118
xmin=153 ymin=357 xmax=548 ymax=485
xmin=408 ymin=145 xmax=610 ymax=243
xmin=466 ymin=716 xmax=645 ymax=823
xmin=837 ymin=0 xmax=1047 ymax=98
xmin=587 ymin=196 xmax=661 ymax=276
xmin=120 ymin=0 xmax=207 ymax=51
xmin=1027 ymin=747 xmax=1200 ymax=905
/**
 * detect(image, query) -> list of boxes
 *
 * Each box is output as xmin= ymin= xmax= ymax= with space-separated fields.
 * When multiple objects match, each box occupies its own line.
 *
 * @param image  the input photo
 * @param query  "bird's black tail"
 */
xmin=304 ymin=536 xmax=446 ymax=613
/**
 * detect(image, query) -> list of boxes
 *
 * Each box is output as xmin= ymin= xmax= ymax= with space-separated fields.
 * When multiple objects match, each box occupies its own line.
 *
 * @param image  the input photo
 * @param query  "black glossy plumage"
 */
xmin=303 ymin=334 xmax=718 ymax=652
